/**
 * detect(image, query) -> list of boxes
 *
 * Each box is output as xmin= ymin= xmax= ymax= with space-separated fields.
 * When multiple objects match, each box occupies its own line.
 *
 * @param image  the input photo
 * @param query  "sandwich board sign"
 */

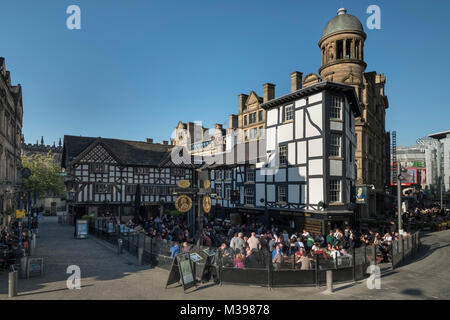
xmin=27 ymin=257 xmax=43 ymax=278
xmin=165 ymin=252 xmax=196 ymax=292
xmin=76 ymin=220 xmax=88 ymax=239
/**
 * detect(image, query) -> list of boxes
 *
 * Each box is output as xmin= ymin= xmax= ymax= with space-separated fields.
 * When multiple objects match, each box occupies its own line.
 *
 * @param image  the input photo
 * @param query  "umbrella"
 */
xmin=134 ymin=184 xmax=142 ymax=223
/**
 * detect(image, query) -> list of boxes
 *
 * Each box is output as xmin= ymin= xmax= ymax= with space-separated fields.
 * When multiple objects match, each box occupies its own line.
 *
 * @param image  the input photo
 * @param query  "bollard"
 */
xmin=8 ymin=270 xmax=18 ymax=297
xmin=138 ymin=247 xmax=144 ymax=265
xmin=117 ymin=238 xmax=123 ymax=254
xmin=20 ymin=257 xmax=28 ymax=279
xmin=325 ymin=270 xmax=333 ymax=293
xmin=32 ymin=234 xmax=37 ymax=250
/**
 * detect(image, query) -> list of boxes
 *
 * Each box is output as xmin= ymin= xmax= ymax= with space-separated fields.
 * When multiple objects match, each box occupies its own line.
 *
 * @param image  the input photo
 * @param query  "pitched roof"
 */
xmin=62 ymin=135 xmax=173 ymax=167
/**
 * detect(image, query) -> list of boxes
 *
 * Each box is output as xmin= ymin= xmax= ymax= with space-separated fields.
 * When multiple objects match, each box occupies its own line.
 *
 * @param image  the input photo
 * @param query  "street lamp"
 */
xmin=397 ymin=163 xmax=407 ymax=257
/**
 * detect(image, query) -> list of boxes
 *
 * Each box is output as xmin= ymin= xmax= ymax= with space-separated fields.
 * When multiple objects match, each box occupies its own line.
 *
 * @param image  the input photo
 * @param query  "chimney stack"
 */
xmin=162 ymin=140 xmax=168 ymax=145
xmin=291 ymin=71 xmax=303 ymax=92
xmin=263 ymin=83 xmax=275 ymax=103
xmin=229 ymin=114 xmax=238 ymax=129
xmin=238 ymin=94 xmax=248 ymax=114
xmin=146 ymin=138 xmax=153 ymax=143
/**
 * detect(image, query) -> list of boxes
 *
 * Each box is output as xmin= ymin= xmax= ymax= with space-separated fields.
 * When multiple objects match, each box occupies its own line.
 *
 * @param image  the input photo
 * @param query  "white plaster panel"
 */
xmin=297 ymin=141 xmax=307 ymax=164
xmin=330 ymin=159 xmax=343 ymax=176
xmin=288 ymin=142 xmax=296 ymax=165
xmin=309 ymin=159 xmax=323 ymax=176
xmin=274 ymin=168 xmax=286 ymax=182
xmin=267 ymin=184 xmax=275 ymax=202
xmin=295 ymin=98 xmax=306 ymax=108
xmin=288 ymin=184 xmax=300 ymax=204
xmin=309 ymin=92 xmax=322 ymax=104
xmin=256 ymin=183 xmax=265 ymax=203
xmin=308 ymin=138 xmax=323 ymax=158
xmin=308 ymin=178 xmax=323 ymax=205
xmin=267 ymin=109 xmax=278 ymax=127
xmin=330 ymin=121 xmax=343 ymax=131
xmin=266 ymin=127 xmax=277 ymax=151
xmin=305 ymin=104 xmax=322 ymax=138
xmin=295 ymin=109 xmax=304 ymax=139
xmin=278 ymin=123 xmax=293 ymax=143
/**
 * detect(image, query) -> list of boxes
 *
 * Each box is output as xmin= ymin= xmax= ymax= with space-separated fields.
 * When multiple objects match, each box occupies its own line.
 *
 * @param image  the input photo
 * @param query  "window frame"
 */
xmin=329 ymin=179 xmax=341 ymax=203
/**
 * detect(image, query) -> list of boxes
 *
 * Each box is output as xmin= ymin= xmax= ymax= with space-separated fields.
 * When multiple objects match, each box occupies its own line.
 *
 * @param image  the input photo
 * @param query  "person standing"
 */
xmin=247 ymin=232 xmax=261 ymax=251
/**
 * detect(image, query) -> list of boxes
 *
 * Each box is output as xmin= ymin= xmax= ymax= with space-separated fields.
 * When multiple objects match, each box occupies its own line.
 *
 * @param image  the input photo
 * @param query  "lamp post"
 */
xmin=397 ymin=163 xmax=407 ymax=256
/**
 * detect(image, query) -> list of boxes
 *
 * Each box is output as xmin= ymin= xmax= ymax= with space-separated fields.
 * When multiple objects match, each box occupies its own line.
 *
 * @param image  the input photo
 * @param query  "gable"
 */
xmin=246 ymin=91 xmax=260 ymax=108
xmin=78 ymin=143 xmax=118 ymax=164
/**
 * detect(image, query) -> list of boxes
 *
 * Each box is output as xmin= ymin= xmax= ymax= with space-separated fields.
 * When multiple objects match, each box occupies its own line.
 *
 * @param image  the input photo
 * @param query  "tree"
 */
xmin=21 ymin=152 xmax=66 ymax=199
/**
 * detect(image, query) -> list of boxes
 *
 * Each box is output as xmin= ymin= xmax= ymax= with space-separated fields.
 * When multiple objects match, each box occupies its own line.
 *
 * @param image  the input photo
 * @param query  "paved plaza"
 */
xmin=1 ymin=217 xmax=449 ymax=300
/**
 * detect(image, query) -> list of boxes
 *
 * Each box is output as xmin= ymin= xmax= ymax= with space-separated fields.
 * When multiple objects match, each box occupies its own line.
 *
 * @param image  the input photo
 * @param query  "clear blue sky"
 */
xmin=1 ymin=0 xmax=449 ymax=147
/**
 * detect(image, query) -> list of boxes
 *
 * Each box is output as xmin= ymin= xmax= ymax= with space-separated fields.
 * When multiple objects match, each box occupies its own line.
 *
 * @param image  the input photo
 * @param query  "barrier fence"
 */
xmin=88 ymin=219 xmax=421 ymax=288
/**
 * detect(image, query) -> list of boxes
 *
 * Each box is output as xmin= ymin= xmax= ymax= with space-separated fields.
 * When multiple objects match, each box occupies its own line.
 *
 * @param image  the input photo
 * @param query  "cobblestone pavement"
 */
xmin=1 ymin=217 xmax=449 ymax=300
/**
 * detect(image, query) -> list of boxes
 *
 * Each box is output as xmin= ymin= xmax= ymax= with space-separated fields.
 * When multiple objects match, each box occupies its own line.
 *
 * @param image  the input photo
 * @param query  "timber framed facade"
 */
xmin=62 ymin=135 xmax=195 ymax=221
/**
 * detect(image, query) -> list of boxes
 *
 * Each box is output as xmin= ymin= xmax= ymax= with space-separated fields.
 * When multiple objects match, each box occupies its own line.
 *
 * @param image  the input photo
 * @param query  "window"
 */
xmin=225 ymin=185 xmax=231 ymax=199
xmin=225 ymin=169 xmax=232 ymax=180
xmin=244 ymin=130 xmax=249 ymax=141
xmin=216 ymin=170 xmax=223 ymax=180
xmin=246 ymin=169 xmax=255 ymax=182
xmin=249 ymin=112 xmax=257 ymax=124
xmin=134 ymin=167 xmax=149 ymax=175
xmin=329 ymin=179 xmax=341 ymax=203
xmin=94 ymin=183 xmax=112 ymax=194
xmin=279 ymin=145 xmax=287 ymax=166
xmin=244 ymin=187 xmax=255 ymax=205
xmin=243 ymin=115 xmax=248 ymax=126
xmin=90 ymin=163 xmax=108 ymax=173
xmin=330 ymin=134 xmax=342 ymax=157
xmin=284 ymin=105 xmax=294 ymax=121
xmin=250 ymin=127 xmax=257 ymax=139
xmin=125 ymin=184 xmax=137 ymax=194
xmin=278 ymin=185 xmax=288 ymax=202
xmin=215 ymin=184 xmax=222 ymax=198
xmin=258 ymin=110 xmax=263 ymax=122
xmin=171 ymin=167 xmax=185 ymax=177
xmin=331 ymin=96 xmax=343 ymax=120
xmin=259 ymin=126 xmax=264 ymax=137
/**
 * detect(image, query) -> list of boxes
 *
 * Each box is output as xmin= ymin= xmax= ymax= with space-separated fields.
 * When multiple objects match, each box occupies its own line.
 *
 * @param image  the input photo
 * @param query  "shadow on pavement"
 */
xmin=0 ymin=217 xmax=155 ymax=297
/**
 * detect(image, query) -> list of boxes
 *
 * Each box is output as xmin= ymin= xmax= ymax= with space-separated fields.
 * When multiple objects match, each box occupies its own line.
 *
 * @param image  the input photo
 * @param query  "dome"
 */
xmin=321 ymin=8 xmax=364 ymax=39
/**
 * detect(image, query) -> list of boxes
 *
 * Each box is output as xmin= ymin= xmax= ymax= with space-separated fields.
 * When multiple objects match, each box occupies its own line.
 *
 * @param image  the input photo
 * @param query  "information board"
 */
xmin=177 ymin=253 xmax=196 ymax=291
xmin=27 ymin=257 xmax=43 ymax=278
xmin=76 ymin=220 xmax=88 ymax=239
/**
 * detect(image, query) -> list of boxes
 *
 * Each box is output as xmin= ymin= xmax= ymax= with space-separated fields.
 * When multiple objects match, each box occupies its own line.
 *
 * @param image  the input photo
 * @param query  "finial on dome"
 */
xmin=337 ymin=8 xmax=347 ymax=15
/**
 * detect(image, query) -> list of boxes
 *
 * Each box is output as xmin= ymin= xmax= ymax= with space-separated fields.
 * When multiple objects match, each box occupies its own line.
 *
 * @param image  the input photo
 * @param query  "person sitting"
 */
xmin=234 ymin=253 xmax=245 ymax=269
xmin=244 ymin=247 xmax=259 ymax=268
xmin=169 ymin=242 xmax=179 ymax=258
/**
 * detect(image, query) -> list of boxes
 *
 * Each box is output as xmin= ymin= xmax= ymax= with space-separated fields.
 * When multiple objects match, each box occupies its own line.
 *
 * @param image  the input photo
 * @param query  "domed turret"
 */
xmin=318 ymin=8 xmax=367 ymax=84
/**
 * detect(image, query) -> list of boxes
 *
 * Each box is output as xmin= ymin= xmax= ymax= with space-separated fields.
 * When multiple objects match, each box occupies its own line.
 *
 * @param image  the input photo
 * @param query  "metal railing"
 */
xmin=87 ymin=219 xmax=422 ymax=288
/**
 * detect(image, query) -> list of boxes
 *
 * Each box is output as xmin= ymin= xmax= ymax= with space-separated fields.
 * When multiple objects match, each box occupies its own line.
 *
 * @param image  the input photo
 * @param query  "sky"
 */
xmin=1 ymin=0 xmax=449 ymax=147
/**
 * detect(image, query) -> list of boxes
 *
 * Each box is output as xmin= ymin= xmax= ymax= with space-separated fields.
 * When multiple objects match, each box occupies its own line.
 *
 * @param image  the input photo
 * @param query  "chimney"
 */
xmin=146 ymin=138 xmax=153 ymax=143
xmin=263 ymin=83 xmax=275 ymax=103
xmin=162 ymin=140 xmax=168 ymax=145
xmin=291 ymin=71 xmax=303 ymax=92
xmin=238 ymin=94 xmax=248 ymax=114
xmin=229 ymin=114 xmax=238 ymax=129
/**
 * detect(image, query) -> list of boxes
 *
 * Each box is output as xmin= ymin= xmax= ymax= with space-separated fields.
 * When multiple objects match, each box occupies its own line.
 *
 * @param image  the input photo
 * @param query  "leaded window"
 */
xmin=330 ymin=134 xmax=342 ymax=157
xmin=329 ymin=179 xmax=341 ymax=203
xmin=331 ymin=96 xmax=343 ymax=120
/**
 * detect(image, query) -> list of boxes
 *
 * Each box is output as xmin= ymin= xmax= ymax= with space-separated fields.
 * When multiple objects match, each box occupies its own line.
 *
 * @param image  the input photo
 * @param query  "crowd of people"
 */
xmin=0 ymin=216 xmax=39 ymax=271
xmin=104 ymin=204 xmax=449 ymax=270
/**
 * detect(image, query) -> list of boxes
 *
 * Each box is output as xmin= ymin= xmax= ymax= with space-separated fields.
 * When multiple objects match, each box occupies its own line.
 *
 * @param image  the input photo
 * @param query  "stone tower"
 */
xmin=318 ymin=8 xmax=389 ymax=192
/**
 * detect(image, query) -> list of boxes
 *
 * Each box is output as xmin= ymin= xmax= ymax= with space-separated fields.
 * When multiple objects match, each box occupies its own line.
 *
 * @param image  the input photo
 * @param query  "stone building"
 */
xmin=298 ymin=8 xmax=390 ymax=223
xmin=22 ymin=136 xmax=65 ymax=212
xmin=22 ymin=136 xmax=63 ymax=164
xmin=0 ymin=57 xmax=23 ymax=219
xmin=172 ymin=121 xmax=227 ymax=158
